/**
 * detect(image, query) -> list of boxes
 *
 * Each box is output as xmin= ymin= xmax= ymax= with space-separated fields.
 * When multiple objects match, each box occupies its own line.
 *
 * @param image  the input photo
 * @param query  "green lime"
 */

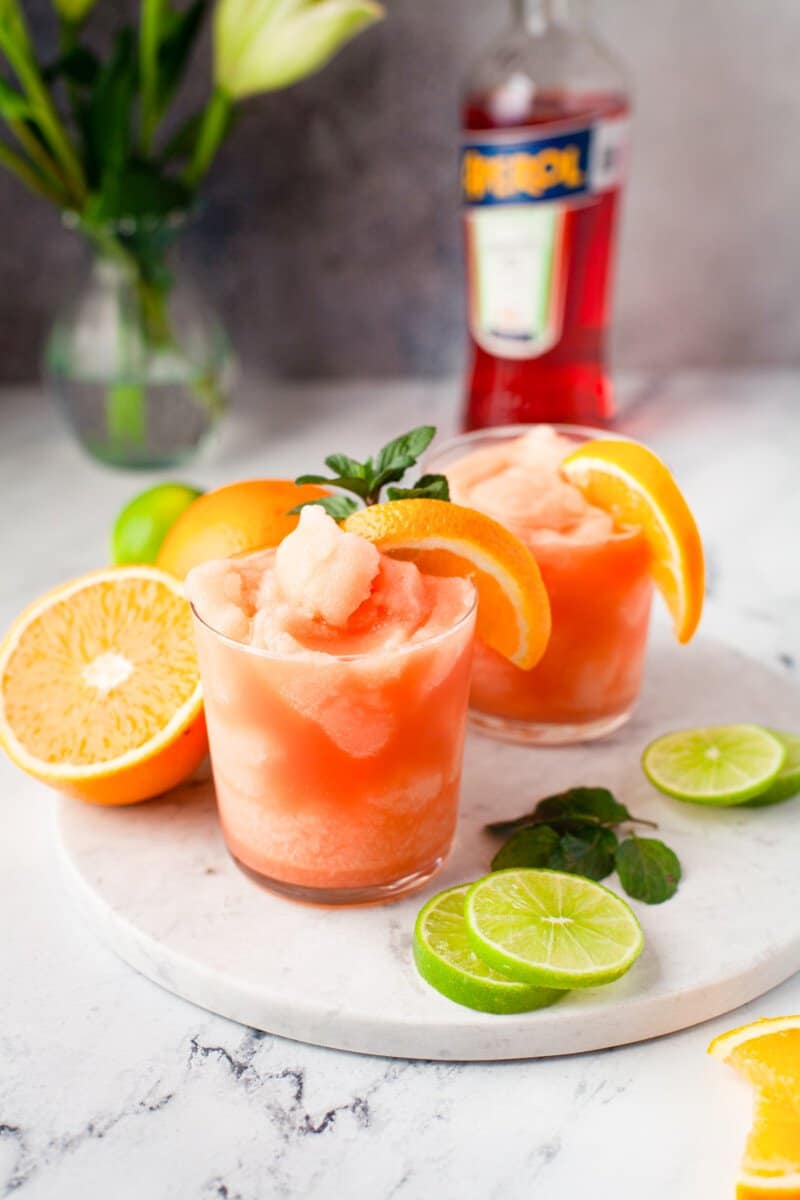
xmin=413 ymin=884 xmax=564 ymax=1014
xmin=464 ymin=869 xmax=643 ymax=990
xmin=111 ymin=483 xmax=203 ymax=565
xmin=744 ymin=730 xmax=800 ymax=807
xmin=642 ymin=724 xmax=786 ymax=806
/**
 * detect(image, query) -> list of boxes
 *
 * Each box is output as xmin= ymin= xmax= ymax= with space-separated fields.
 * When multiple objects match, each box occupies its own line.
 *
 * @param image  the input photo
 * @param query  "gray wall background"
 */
xmin=1 ymin=0 xmax=799 ymax=381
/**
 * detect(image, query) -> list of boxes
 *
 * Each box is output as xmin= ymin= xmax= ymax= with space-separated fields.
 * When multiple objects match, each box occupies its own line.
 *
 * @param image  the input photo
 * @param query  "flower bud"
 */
xmin=214 ymin=0 xmax=383 ymax=100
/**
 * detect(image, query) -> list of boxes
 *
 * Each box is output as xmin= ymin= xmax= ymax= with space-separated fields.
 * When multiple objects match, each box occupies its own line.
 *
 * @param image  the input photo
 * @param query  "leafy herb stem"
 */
xmin=292 ymin=425 xmax=451 ymax=521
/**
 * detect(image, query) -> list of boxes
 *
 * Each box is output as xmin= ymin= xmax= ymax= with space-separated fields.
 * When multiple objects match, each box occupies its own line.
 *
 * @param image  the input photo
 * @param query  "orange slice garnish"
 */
xmin=561 ymin=439 xmax=704 ymax=644
xmin=709 ymin=1015 xmax=800 ymax=1199
xmin=344 ymin=499 xmax=551 ymax=669
xmin=156 ymin=479 xmax=329 ymax=580
xmin=0 ymin=566 xmax=207 ymax=805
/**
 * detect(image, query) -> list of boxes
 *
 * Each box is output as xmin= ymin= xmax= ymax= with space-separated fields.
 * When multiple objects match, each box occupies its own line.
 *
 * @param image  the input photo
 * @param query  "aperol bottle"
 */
xmin=461 ymin=0 xmax=630 ymax=429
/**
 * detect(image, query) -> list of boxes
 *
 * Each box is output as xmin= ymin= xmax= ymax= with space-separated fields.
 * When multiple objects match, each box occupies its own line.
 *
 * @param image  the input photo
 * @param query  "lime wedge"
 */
xmin=642 ymin=724 xmax=786 ymax=806
xmin=464 ymin=869 xmax=643 ymax=989
xmin=413 ymin=884 xmax=564 ymax=1014
xmin=744 ymin=730 xmax=800 ymax=807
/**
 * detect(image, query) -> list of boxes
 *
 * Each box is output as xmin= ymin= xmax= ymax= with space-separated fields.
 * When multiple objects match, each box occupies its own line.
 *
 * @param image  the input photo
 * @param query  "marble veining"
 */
xmin=0 ymin=373 xmax=795 ymax=1198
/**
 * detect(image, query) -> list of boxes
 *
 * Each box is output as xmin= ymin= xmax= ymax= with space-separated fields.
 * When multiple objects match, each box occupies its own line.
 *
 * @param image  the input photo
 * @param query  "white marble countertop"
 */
xmin=1 ymin=371 xmax=798 ymax=1199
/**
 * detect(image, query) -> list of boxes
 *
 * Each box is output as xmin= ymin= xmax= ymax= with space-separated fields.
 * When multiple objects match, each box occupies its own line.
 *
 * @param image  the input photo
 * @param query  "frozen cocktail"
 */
xmin=187 ymin=506 xmax=477 ymax=905
xmin=429 ymin=425 xmax=703 ymax=744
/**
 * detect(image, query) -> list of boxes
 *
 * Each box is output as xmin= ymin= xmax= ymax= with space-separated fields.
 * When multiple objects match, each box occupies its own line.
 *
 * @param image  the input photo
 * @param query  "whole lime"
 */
xmin=112 ymin=483 xmax=204 ymax=565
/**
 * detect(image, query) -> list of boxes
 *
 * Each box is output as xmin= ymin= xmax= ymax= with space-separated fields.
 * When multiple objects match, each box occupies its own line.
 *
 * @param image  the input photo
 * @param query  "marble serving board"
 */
xmin=57 ymin=633 xmax=800 ymax=1062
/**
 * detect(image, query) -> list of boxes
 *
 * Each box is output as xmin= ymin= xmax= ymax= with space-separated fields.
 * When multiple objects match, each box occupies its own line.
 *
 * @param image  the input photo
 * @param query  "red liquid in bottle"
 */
xmin=462 ymin=89 xmax=629 ymax=430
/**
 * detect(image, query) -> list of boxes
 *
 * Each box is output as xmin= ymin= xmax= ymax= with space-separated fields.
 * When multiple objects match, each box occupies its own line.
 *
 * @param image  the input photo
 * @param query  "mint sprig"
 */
xmin=485 ymin=787 xmax=656 ymax=838
xmin=291 ymin=425 xmax=450 ymax=520
xmin=486 ymin=786 xmax=681 ymax=905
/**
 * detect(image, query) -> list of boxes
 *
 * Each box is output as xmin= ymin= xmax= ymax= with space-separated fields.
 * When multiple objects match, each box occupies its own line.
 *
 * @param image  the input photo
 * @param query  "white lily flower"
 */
xmin=214 ymin=0 xmax=383 ymax=100
xmin=52 ymin=0 xmax=100 ymax=22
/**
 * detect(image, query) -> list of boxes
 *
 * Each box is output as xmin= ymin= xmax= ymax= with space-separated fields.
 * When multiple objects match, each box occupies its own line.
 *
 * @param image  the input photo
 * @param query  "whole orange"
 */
xmin=156 ymin=479 xmax=329 ymax=580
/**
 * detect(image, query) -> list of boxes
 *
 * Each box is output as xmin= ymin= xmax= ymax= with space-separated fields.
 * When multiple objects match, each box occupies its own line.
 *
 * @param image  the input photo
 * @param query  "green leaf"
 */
xmin=0 ymin=76 xmax=31 ymax=118
xmin=534 ymin=788 xmax=632 ymax=831
xmin=548 ymin=827 xmax=618 ymax=882
xmin=375 ymin=425 xmax=436 ymax=476
xmin=324 ymin=453 xmax=369 ymax=479
xmin=44 ymin=45 xmax=101 ymax=88
xmin=295 ymin=473 xmax=334 ymax=485
xmin=290 ymin=496 xmax=359 ymax=522
xmin=155 ymin=1 xmax=208 ymax=120
xmin=615 ymin=837 xmax=682 ymax=904
xmin=88 ymin=161 xmax=191 ymax=223
xmin=296 ymin=466 xmax=372 ymax=499
xmin=158 ymin=109 xmax=204 ymax=164
xmin=387 ymin=474 xmax=450 ymax=503
xmin=83 ymin=27 xmax=138 ymax=183
xmin=486 ymin=787 xmax=633 ymax=838
xmin=491 ymin=825 xmax=560 ymax=871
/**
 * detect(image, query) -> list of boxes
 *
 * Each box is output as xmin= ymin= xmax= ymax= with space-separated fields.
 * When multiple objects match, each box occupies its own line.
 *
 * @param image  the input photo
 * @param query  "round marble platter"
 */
xmin=58 ymin=633 xmax=800 ymax=1061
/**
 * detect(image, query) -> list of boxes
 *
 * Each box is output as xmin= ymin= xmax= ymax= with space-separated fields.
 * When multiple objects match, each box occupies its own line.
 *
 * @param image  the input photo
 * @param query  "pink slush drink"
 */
xmin=187 ymin=506 xmax=477 ymax=905
xmin=435 ymin=425 xmax=653 ymax=743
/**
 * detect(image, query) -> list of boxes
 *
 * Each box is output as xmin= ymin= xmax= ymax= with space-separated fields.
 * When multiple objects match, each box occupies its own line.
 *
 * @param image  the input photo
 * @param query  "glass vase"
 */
xmin=45 ymin=214 xmax=234 ymax=470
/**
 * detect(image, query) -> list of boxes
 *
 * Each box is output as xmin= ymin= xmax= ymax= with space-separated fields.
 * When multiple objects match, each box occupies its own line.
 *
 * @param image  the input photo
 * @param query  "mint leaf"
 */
xmin=548 ymin=827 xmax=618 ymax=881
xmin=486 ymin=787 xmax=642 ymax=838
xmin=324 ymin=454 xmax=369 ymax=479
xmin=289 ymin=496 xmax=359 ymax=522
xmin=375 ymin=426 xmax=436 ymax=476
xmin=535 ymin=788 xmax=632 ymax=830
xmin=295 ymin=426 xmax=441 ymax=510
xmin=387 ymin=474 xmax=450 ymax=502
xmin=615 ymin=837 xmax=681 ymax=904
xmin=296 ymin=471 xmax=372 ymax=499
xmin=491 ymin=825 xmax=560 ymax=871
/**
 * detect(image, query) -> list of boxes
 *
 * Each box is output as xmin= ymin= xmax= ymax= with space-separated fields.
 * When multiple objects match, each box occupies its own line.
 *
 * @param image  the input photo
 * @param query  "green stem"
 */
xmin=5 ymin=117 xmax=70 ymax=203
xmin=139 ymin=0 xmax=163 ymax=153
xmin=0 ymin=137 xmax=65 ymax=203
xmin=183 ymin=86 xmax=232 ymax=189
xmin=0 ymin=5 xmax=86 ymax=204
xmin=58 ymin=16 xmax=82 ymax=115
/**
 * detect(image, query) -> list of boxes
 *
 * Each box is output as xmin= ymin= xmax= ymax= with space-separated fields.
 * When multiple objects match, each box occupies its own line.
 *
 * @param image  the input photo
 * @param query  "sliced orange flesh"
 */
xmin=156 ymin=478 xmax=329 ymax=580
xmin=561 ymin=439 xmax=704 ymax=644
xmin=344 ymin=499 xmax=551 ymax=669
xmin=0 ymin=566 xmax=207 ymax=806
xmin=709 ymin=1016 xmax=800 ymax=1198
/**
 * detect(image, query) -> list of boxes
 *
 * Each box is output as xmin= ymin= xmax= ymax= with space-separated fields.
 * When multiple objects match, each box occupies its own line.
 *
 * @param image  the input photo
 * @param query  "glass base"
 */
xmin=468 ymin=707 xmax=633 ymax=746
xmin=231 ymin=852 xmax=447 ymax=907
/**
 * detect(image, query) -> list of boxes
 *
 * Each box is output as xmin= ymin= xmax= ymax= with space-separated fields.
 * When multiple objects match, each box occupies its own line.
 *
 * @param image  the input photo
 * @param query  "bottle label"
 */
xmin=462 ymin=115 xmax=628 ymax=359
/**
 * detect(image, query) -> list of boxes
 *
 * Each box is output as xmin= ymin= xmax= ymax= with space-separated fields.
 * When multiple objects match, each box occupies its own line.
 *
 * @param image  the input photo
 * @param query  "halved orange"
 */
xmin=561 ymin=439 xmax=704 ymax=644
xmin=709 ymin=1015 xmax=800 ymax=1198
xmin=156 ymin=479 xmax=329 ymax=580
xmin=0 ymin=566 xmax=207 ymax=806
xmin=344 ymin=499 xmax=551 ymax=669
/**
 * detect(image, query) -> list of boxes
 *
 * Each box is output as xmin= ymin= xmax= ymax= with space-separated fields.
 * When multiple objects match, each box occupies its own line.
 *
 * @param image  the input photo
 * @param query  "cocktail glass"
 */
xmin=428 ymin=424 xmax=654 ymax=745
xmin=191 ymin=575 xmax=477 ymax=905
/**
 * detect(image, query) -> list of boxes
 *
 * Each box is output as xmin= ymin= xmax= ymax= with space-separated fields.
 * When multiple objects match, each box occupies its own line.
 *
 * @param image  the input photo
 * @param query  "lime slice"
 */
xmin=464 ymin=869 xmax=644 ymax=989
xmin=413 ymin=884 xmax=564 ymax=1014
xmin=642 ymin=724 xmax=786 ymax=806
xmin=112 ymin=483 xmax=203 ymax=565
xmin=744 ymin=730 xmax=800 ymax=807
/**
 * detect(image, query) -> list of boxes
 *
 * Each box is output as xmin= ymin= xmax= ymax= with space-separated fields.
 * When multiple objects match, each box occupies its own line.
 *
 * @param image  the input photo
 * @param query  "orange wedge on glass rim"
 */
xmin=709 ymin=1015 xmax=800 ymax=1199
xmin=344 ymin=499 xmax=551 ymax=669
xmin=0 ymin=566 xmax=206 ymax=806
xmin=156 ymin=478 xmax=329 ymax=580
xmin=561 ymin=439 xmax=704 ymax=644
